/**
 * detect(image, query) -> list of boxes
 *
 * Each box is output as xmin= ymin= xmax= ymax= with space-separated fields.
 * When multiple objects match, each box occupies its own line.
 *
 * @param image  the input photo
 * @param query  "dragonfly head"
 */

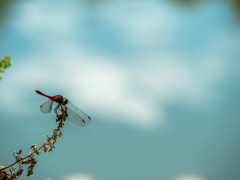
xmin=62 ymin=98 xmax=68 ymax=105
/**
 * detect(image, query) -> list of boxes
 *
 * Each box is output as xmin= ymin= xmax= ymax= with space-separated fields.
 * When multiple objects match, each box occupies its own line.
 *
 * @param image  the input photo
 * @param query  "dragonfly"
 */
xmin=35 ymin=90 xmax=91 ymax=127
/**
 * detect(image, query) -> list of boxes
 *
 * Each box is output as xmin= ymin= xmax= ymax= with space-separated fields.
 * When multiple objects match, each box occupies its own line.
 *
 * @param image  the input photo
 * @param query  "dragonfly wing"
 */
xmin=65 ymin=100 xmax=91 ymax=125
xmin=67 ymin=108 xmax=86 ymax=127
xmin=40 ymin=100 xmax=54 ymax=113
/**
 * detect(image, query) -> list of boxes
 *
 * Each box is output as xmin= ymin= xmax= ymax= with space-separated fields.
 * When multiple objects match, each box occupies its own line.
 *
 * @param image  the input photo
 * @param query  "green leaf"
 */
xmin=0 ymin=56 xmax=11 ymax=80
xmin=5 ymin=56 xmax=11 ymax=66
xmin=4 ymin=63 xmax=10 ymax=68
xmin=0 ymin=56 xmax=11 ymax=69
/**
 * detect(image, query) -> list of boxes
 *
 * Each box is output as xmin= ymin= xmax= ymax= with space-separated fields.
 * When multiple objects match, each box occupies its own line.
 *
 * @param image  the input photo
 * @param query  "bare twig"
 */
xmin=0 ymin=107 xmax=68 ymax=179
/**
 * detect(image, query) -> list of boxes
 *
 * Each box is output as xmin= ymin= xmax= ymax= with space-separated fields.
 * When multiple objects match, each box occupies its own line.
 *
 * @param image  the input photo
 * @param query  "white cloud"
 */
xmin=100 ymin=1 xmax=180 ymax=48
xmin=0 ymin=0 xmax=230 ymax=130
xmin=0 ymin=44 xmax=225 ymax=130
xmin=174 ymin=175 xmax=205 ymax=180
xmin=0 ymin=48 xmax=162 ymax=129
xmin=63 ymin=174 xmax=96 ymax=180
xmin=15 ymin=1 xmax=77 ymax=35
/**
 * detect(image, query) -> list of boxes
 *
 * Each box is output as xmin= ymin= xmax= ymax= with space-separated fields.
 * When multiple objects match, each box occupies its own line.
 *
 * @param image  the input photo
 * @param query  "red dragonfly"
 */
xmin=35 ymin=90 xmax=91 ymax=127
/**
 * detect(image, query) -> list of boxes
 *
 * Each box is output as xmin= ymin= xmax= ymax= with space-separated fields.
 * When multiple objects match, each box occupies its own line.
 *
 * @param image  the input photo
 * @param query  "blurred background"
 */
xmin=0 ymin=0 xmax=240 ymax=180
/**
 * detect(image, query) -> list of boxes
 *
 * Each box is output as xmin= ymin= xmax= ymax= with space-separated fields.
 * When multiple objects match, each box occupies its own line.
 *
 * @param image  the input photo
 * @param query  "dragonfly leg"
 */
xmin=59 ymin=104 xmax=63 ymax=111
xmin=54 ymin=104 xmax=60 ymax=114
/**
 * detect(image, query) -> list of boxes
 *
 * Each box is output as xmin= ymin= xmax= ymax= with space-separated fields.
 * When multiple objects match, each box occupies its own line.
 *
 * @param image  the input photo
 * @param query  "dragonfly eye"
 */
xmin=62 ymin=98 xmax=68 ymax=105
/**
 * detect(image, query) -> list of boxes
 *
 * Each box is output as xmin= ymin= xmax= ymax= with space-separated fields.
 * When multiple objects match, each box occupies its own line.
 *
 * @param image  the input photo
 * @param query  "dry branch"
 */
xmin=0 ymin=107 xmax=68 ymax=179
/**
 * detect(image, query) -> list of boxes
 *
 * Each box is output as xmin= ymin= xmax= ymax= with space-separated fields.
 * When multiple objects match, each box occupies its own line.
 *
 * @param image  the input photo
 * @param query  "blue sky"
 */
xmin=0 ymin=0 xmax=240 ymax=180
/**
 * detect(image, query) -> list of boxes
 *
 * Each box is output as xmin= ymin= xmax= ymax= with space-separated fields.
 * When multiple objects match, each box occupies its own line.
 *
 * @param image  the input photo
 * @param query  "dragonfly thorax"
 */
xmin=54 ymin=95 xmax=64 ymax=104
xmin=54 ymin=95 xmax=68 ymax=106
